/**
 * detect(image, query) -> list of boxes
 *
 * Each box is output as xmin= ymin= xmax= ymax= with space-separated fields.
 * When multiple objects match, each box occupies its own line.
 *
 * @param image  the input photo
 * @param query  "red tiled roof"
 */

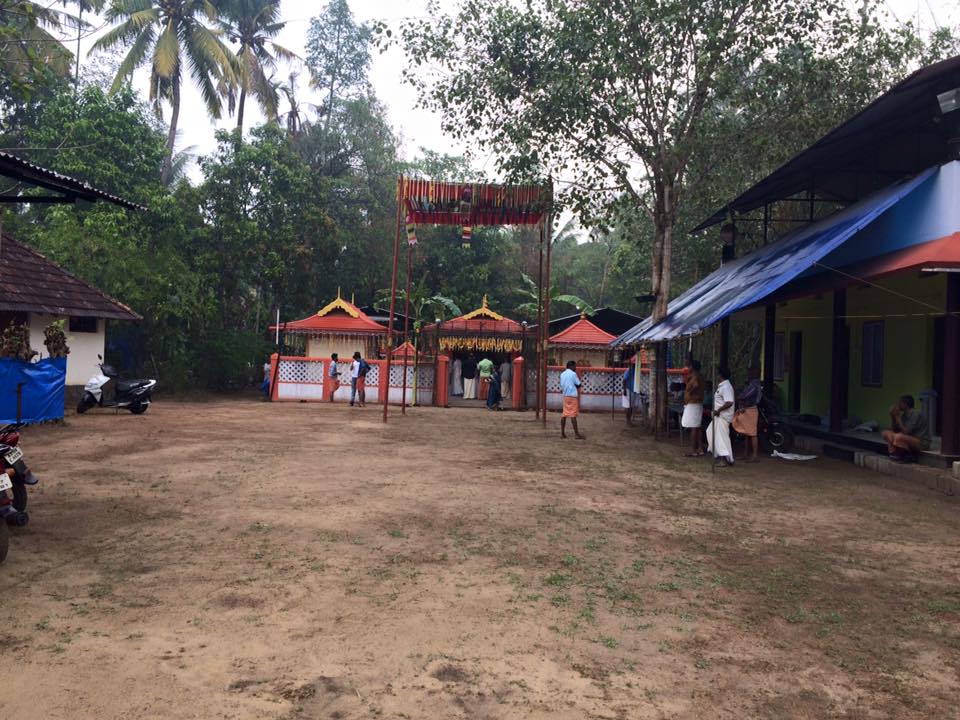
xmin=274 ymin=296 xmax=386 ymax=335
xmin=549 ymin=316 xmax=616 ymax=347
xmin=0 ymin=234 xmax=140 ymax=319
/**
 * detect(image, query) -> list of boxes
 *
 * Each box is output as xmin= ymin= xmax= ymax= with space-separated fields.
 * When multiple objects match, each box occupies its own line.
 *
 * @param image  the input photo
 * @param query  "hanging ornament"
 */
xmin=461 ymin=225 xmax=472 ymax=249
xmin=405 ymin=214 xmax=417 ymax=245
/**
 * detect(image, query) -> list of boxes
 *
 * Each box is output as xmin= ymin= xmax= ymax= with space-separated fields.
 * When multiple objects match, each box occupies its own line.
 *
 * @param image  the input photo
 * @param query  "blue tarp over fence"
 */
xmin=0 ymin=357 xmax=66 ymax=424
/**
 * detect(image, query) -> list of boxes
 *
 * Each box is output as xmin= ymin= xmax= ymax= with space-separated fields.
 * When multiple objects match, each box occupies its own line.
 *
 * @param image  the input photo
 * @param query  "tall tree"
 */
xmin=305 ymin=0 xmax=371 ymax=163
xmin=395 ymin=0 xmax=895 ymax=432
xmin=93 ymin=0 xmax=238 ymax=184
xmin=217 ymin=0 xmax=296 ymax=133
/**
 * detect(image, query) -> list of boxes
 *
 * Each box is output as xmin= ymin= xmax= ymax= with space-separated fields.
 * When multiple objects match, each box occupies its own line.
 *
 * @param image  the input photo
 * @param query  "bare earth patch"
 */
xmin=2 ymin=398 xmax=959 ymax=719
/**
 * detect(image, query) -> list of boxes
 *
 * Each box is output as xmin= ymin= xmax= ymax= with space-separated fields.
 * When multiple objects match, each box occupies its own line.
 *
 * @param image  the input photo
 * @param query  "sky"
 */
xmin=73 ymin=0 xmax=960 ymax=176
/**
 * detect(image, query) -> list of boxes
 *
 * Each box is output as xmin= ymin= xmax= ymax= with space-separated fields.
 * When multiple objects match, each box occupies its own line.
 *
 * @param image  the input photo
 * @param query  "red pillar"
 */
xmin=377 ymin=359 xmax=389 ymax=406
xmin=942 ymin=274 xmax=960 ymax=455
xmin=512 ymin=356 xmax=525 ymax=410
xmin=436 ymin=355 xmax=450 ymax=408
xmin=269 ymin=353 xmax=279 ymax=401
xmin=322 ymin=358 xmax=335 ymax=403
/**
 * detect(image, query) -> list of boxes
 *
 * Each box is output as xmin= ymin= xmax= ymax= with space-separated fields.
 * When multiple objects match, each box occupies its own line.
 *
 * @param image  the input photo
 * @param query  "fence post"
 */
xmin=436 ymin=354 xmax=450 ymax=408
xmin=269 ymin=354 xmax=279 ymax=401
xmin=377 ymin=359 xmax=389 ymax=405
xmin=512 ymin=356 xmax=525 ymax=410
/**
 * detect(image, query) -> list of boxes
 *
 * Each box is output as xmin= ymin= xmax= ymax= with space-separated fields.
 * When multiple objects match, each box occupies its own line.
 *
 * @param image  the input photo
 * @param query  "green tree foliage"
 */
xmin=305 ymin=0 xmax=371 ymax=164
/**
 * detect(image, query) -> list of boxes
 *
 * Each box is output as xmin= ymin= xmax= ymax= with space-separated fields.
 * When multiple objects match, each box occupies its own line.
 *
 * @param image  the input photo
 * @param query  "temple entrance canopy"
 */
xmin=383 ymin=175 xmax=555 ymax=423
xmin=425 ymin=296 xmax=525 ymax=356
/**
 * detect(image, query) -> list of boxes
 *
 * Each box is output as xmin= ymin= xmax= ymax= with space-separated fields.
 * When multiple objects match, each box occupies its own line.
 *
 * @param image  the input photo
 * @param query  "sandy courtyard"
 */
xmin=2 ymin=399 xmax=959 ymax=719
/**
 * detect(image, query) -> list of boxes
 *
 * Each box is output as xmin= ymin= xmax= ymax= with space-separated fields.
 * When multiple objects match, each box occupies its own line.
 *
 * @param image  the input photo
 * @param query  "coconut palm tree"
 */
xmin=217 ymin=0 xmax=296 ymax=133
xmin=93 ymin=0 xmax=238 ymax=184
xmin=515 ymin=273 xmax=595 ymax=320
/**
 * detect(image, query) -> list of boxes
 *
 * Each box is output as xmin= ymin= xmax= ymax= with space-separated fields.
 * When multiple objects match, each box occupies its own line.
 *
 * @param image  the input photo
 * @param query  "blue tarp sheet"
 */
xmin=0 ymin=357 xmax=66 ymax=424
xmin=614 ymin=167 xmax=937 ymax=345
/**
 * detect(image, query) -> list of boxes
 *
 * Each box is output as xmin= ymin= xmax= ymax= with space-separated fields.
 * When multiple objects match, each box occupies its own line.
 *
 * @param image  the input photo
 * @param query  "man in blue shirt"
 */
xmin=559 ymin=360 xmax=585 ymax=439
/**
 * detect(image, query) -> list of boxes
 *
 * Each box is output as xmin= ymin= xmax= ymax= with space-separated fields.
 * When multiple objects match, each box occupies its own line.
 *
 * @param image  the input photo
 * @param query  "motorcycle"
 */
xmin=0 ymin=422 xmax=39 ymax=564
xmin=77 ymin=356 xmax=157 ymax=415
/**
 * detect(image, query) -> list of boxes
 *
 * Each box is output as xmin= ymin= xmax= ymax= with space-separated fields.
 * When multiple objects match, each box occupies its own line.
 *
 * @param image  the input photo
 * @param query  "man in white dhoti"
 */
xmin=706 ymin=365 xmax=736 ymax=465
xmin=451 ymin=357 xmax=464 ymax=396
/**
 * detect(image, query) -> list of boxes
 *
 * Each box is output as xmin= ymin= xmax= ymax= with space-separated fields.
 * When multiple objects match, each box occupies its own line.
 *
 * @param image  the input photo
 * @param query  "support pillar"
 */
xmin=830 ymin=289 xmax=847 ymax=434
xmin=762 ymin=304 xmax=776 ymax=399
xmin=512 ymin=356 xmax=525 ymax=410
xmin=719 ymin=317 xmax=730 ymax=370
xmin=436 ymin=355 xmax=450 ymax=408
xmin=942 ymin=274 xmax=960 ymax=455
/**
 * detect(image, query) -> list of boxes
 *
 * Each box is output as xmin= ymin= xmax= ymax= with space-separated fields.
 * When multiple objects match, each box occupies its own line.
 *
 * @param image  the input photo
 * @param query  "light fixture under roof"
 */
xmin=937 ymin=88 xmax=960 ymax=114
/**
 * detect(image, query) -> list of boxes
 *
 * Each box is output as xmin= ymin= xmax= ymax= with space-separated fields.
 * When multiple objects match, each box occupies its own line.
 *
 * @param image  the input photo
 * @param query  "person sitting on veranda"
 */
xmin=882 ymin=394 xmax=930 ymax=462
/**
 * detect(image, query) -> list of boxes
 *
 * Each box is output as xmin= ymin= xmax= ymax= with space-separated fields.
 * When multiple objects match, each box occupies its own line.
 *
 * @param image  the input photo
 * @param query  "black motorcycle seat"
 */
xmin=117 ymin=379 xmax=149 ymax=393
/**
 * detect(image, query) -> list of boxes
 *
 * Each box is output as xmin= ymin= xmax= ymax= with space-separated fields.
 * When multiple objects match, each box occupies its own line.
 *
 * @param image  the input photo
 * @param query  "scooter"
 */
xmin=0 ymin=422 xmax=39 ymax=564
xmin=77 ymin=355 xmax=157 ymax=415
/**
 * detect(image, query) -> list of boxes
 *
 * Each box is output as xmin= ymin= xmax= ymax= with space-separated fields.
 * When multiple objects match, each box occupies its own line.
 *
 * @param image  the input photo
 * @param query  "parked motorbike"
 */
xmin=0 ymin=422 xmax=39 ymax=564
xmin=729 ymin=394 xmax=794 ymax=452
xmin=77 ymin=356 xmax=157 ymax=415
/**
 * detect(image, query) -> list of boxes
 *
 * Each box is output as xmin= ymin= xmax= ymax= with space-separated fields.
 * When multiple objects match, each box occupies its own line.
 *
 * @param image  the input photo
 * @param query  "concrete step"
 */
xmin=794 ymin=435 xmax=959 ymax=496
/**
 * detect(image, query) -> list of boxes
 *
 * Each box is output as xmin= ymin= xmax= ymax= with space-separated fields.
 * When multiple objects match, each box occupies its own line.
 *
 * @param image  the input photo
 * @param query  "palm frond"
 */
xmin=152 ymin=22 xmax=180 ymax=78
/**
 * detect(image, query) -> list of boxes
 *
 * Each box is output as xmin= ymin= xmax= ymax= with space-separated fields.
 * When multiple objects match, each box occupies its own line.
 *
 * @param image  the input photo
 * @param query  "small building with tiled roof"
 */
xmin=548 ymin=313 xmax=616 ymax=367
xmin=0 ymin=233 xmax=140 ymax=385
xmin=272 ymin=292 xmax=386 ymax=359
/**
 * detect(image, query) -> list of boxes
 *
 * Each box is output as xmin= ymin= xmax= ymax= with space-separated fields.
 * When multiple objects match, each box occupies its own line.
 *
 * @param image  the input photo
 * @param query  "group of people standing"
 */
xmin=678 ymin=362 xmax=763 ymax=465
xmin=328 ymin=352 xmax=371 ymax=407
xmin=450 ymin=355 xmax=513 ymax=409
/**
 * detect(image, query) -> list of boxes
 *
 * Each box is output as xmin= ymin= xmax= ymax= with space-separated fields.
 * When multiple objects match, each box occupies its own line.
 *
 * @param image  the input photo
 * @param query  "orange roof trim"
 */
xmin=549 ymin=315 xmax=617 ymax=347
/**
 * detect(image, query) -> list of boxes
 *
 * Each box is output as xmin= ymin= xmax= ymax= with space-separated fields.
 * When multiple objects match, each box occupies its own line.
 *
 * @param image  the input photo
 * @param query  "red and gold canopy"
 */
xmin=425 ymin=296 xmax=525 ymax=353
xmin=402 ymin=177 xmax=549 ymax=227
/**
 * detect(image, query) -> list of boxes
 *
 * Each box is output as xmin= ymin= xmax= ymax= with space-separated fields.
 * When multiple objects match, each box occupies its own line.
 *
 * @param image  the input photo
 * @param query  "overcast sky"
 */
xmin=74 ymin=0 xmax=959 ymax=174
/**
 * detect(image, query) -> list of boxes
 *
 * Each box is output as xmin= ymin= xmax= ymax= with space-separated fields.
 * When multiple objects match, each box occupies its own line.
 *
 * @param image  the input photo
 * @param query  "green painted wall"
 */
xmin=768 ymin=273 xmax=946 ymax=428
xmin=773 ymin=294 xmax=832 ymax=418
xmin=846 ymin=273 xmax=944 ymax=424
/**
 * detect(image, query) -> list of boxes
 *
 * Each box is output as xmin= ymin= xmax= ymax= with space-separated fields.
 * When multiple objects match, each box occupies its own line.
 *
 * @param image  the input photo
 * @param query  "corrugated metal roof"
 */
xmin=695 ymin=54 xmax=960 ymax=232
xmin=0 ymin=234 xmax=141 ymax=320
xmin=0 ymin=151 xmax=146 ymax=210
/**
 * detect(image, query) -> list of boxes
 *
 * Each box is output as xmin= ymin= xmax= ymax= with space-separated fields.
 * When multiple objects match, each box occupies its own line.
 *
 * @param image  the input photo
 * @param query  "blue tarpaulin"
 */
xmin=0 ymin=357 xmax=66 ymax=424
xmin=614 ymin=167 xmax=937 ymax=345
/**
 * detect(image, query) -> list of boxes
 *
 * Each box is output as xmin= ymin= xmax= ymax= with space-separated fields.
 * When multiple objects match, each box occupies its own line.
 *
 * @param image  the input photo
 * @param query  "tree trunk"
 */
xmin=648 ymin=183 xmax=676 ymax=436
xmin=237 ymin=85 xmax=247 ymax=133
xmin=160 ymin=78 xmax=181 ymax=185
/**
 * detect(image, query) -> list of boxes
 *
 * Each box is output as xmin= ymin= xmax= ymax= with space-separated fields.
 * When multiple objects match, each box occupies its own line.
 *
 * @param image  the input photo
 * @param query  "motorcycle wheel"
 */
xmin=76 ymin=395 xmax=95 ymax=414
xmin=11 ymin=481 xmax=26 ymax=513
xmin=129 ymin=402 xmax=149 ymax=415
xmin=0 ymin=522 xmax=8 ymax=564
xmin=766 ymin=422 xmax=794 ymax=452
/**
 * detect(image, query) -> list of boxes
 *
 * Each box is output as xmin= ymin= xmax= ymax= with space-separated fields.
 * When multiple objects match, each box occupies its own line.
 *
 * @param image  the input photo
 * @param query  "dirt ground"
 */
xmin=3 ymin=399 xmax=960 ymax=719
